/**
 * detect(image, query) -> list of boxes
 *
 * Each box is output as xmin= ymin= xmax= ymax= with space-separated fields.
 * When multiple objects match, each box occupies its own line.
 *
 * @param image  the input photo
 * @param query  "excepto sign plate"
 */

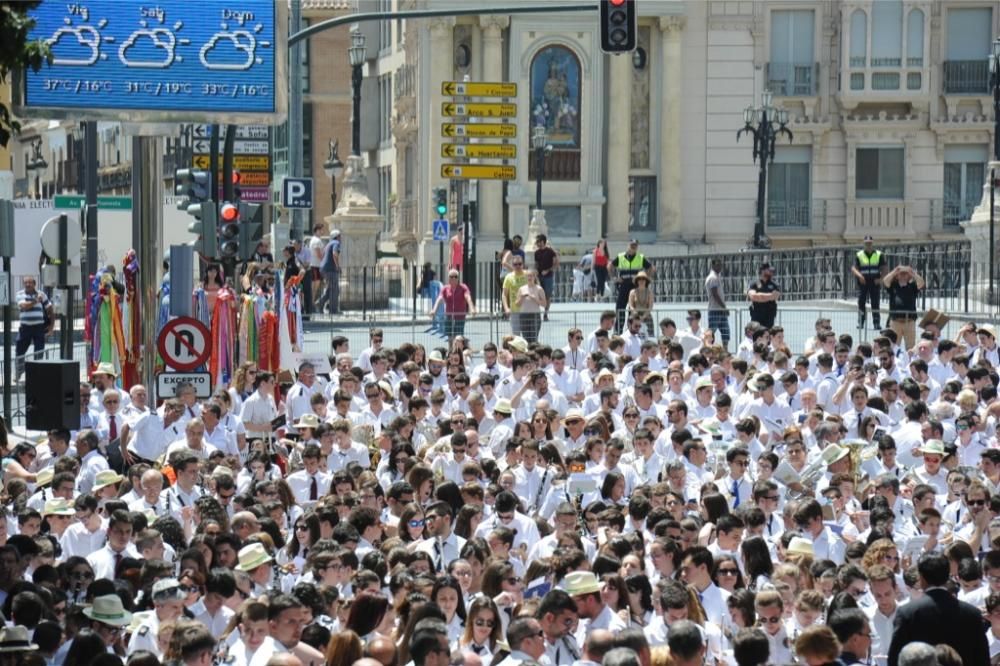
xmin=442 ymin=102 xmax=517 ymax=118
xmin=441 ymin=123 xmax=517 ymax=139
xmin=156 ymin=371 xmax=213 ymax=399
xmin=442 ymin=143 xmax=516 ymax=159
xmin=21 ymin=0 xmax=283 ymax=120
xmin=442 ymin=81 xmax=517 ymax=97
xmin=441 ymin=164 xmax=516 ymax=180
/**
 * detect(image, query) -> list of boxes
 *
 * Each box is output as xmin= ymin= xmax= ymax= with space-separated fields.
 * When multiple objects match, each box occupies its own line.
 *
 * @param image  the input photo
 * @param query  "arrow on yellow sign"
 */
xmin=441 ymin=164 xmax=516 ymax=180
xmin=441 ymin=102 xmax=517 ymax=118
xmin=442 ymin=81 xmax=518 ymax=97
xmin=441 ymin=143 xmax=517 ymax=159
xmin=441 ymin=123 xmax=517 ymax=138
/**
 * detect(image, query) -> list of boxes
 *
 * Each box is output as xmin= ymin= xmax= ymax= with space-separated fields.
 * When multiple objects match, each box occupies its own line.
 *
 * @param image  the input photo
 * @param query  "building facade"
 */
xmin=358 ymin=0 xmax=995 ymax=263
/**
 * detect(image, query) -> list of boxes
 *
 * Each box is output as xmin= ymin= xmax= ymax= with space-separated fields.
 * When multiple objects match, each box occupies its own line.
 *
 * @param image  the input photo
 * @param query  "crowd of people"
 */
xmin=3 ymin=283 xmax=1000 ymax=666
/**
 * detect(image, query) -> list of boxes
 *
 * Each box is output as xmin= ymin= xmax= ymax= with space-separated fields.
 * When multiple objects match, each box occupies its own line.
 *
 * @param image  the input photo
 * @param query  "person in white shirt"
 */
xmin=562 ymin=571 xmax=628 ymax=647
xmin=128 ymin=468 xmax=167 ymax=514
xmin=202 ymin=403 xmax=240 ymax=457
xmin=126 ymin=398 xmax=185 ymax=465
xmin=793 ymin=498 xmax=846 ymax=564
xmin=86 ymin=509 xmax=138 ymax=579
xmin=679 ymin=546 xmax=731 ymax=627
xmin=285 ymin=362 xmax=323 ymax=430
xmin=75 ymin=430 xmax=109 ymax=495
xmin=865 ymin=565 xmax=899 ymax=664
xmin=165 ymin=418 xmax=220 ymax=460
xmin=755 ymin=590 xmax=794 ymax=664
xmin=512 ymin=440 xmax=553 ymax=513
xmin=913 ymin=439 xmax=949 ymax=495
xmin=31 ymin=429 xmax=75 ymax=472
xmin=59 ymin=494 xmax=106 ymax=560
xmin=416 ymin=501 xmax=468 ymax=573
xmin=326 ymin=418 xmax=371 ymax=472
xmin=161 ymin=450 xmax=205 ymax=524
xmin=240 ymin=372 xmax=279 ymax=441
xmin=286 ymin=444 xmax=332 ymax=509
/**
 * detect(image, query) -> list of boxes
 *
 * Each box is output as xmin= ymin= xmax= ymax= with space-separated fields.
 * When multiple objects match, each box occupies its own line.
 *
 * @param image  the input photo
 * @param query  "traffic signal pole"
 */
xmin=131 ymin=135 xmax=163 ymax=391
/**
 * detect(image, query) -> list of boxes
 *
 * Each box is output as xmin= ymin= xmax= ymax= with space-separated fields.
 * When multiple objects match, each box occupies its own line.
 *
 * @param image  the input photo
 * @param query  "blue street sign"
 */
xmin=20 ymin=0 xmax=285 ymax=121
xmin=281 ymin=177 xmax=314 ymax=210
xmin=433 ymin=219 xmax=450 ymax=242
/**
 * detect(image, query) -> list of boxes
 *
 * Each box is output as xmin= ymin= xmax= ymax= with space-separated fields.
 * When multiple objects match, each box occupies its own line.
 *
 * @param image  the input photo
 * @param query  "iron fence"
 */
xmin=943 ymin=60 xmax=990 ymax=94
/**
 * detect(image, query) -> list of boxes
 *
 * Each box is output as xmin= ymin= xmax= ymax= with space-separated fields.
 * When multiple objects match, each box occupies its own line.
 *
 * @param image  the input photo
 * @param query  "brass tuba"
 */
xmin=843 ymin=439 xmax=879 ymax=485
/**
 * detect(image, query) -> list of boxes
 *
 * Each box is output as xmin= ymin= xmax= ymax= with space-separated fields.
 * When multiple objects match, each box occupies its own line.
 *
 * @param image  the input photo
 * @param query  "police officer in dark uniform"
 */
xmin=747 ymin=262 xmax=781 ymax=329
xmin=611 ymin=239 xmax=652 ymax=334
xmin=851 ymin=235 xmax=886 ymax=330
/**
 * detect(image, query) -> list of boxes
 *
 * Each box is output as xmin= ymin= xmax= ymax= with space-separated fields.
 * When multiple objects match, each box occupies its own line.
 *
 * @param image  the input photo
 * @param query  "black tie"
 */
xmin=109 ymin=415 xmax=117 ymax=441
xmin=310 ymin=475 xmax=318 ymax=501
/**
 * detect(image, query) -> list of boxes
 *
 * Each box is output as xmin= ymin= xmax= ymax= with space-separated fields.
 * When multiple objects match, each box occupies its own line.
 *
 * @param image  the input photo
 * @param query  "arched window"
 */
xmin=871 ymin=0 xmax=902 ymax=67
xmin=530 ymin=45 xmax=581 ymax=148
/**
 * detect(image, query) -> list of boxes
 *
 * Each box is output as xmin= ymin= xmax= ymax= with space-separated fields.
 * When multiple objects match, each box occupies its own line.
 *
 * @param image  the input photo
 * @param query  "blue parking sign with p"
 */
xmin=433 ymin=218 xmax=449 ymax=242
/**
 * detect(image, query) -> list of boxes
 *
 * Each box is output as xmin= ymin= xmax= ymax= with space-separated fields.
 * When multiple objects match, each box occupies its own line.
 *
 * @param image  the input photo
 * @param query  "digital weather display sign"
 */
xmin=21 ymin=0 xmax=285 ymax=121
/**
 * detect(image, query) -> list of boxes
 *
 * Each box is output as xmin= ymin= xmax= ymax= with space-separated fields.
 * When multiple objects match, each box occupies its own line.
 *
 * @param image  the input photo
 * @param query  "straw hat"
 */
xmin=0 ymin=625 xmax=37 ymax=653
xmin=42 ymin=498 xmax=75 ymax=517
xmin=787 ymin=537 xmax=815 ymax=557
xmin=35 ymin=468 xmax=53 ymax=487
xmin=92 ymin=362 xmax=118 ymax=378
xmin=919 ymin=439 xmax=946 ymax=456
xmin=563 ymin=409 xmax=585 ymax=424
xmin=493 ymin=398 xmax=513 ymax=416
xmin=560 ymin=571 xmax=602 ymax=596
xmin=151 ymin=577 xmax=185 ymax=602
xmin=820 ymin=443 xmax=850 ymax=466
xmin=236 ymin=543 xmax=274 ymax=572
xmin=83 ymin=595 xmax=133 ymax=627
xmin=93 ymin=469 xmax=125 ymax=491
xmin=508 ymin=337 xmax=529 ymax=353
xmin=293 ymin=413 xmax=321 ymax=430
xmin=695 ymin=376 xmax=714 ymax=390
xmin=635 ymin=271 xmax=650 ymax=285
xmin=978 ymin=324 xmax=997 ymax=339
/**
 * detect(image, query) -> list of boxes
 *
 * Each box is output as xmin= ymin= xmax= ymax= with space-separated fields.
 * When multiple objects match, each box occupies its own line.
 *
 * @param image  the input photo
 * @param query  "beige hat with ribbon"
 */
xmin=93 ymin=469 xmax=125 ymax=491
xmin=83 ymin=594 xmax=133 ymax=627
xmin=236 ymin=542 xmax=274 ymax=572
xmin=560 ymin=571 xmax=602 ymax=596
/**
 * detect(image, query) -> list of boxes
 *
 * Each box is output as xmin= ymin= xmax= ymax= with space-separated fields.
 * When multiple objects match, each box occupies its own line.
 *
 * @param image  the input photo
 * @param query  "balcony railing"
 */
xmin=940 ymin=197 xmax=979 ymax=227
xmin=767 ymin=199 xmax=812 ymax=228
xmin=943 ymin=60 xmax=989 ymax=94
xmin=766 ymin=62 xmax=819 ymax=97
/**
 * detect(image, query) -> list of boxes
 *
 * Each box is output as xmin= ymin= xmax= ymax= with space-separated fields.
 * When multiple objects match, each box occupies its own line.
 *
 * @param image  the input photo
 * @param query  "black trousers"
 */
xmin=615 ymin=280 xmax=634 ymax=334
xmin=858 ymin=280 xmax=880 ymax=324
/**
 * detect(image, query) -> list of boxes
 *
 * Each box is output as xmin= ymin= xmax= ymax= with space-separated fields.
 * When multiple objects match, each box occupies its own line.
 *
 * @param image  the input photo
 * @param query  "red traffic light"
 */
xmin=232 ymin=172 xmax=242 ymax=185
xmin=610 ymin=0 xmax=626 ymax=5
xmin=220 ymin=202 xmax=239 ymax=222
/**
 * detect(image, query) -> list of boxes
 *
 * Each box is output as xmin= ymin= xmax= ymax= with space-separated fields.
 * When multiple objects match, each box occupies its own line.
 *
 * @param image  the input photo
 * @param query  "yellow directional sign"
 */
xmin=441 ymin=123 xmax=517 ymax=139
xmin=442 ymin=81 xmax=518 ymax=97
xmin=193 ymin=154 xmax=270 ymax=171
xmin=442 ymin=102 xmax=517 ymax=118
xmin=442 ymin=164 xmax=516 ymax=180
xmin=441 ymin=143 xmax=517 ymax=159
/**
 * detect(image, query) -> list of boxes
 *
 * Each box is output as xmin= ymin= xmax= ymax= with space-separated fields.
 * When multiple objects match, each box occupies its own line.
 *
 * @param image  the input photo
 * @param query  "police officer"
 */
xmin=851 ymin=235 xmax=886 ymax=330
xmin=610 ymin=239 xmax=652 ymax=334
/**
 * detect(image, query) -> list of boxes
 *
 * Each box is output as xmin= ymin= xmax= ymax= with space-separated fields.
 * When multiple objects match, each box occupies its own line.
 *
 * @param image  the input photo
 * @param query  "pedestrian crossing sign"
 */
xmin=433 ymin=218 xmax=450 ymax=242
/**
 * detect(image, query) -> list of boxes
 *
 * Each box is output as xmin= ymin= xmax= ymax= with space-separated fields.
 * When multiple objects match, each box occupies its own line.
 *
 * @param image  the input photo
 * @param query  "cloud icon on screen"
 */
xmin=48 ymin=26 xmax=101 ymax=66
xmin=200 ymin=30 xmax=257 ymax=71
xmin=119 ymin=29 xmax=177 ymax=68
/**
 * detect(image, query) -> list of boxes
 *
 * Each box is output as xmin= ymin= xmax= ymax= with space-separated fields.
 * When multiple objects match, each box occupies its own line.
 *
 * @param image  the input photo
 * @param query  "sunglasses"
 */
xmin=717 ymin=568 xmax=739 ymax=576
xmin=758 ymin=616 xmax=783 ymax=625
xmin=474 ymin=618 xmax=495 ymax=628
xmin=408 ymin=519 xmax=425 ymax=529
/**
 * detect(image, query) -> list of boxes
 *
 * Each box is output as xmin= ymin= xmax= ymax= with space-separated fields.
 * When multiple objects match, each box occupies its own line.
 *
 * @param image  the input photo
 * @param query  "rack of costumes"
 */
xmin=85 ymin=250 xmax=142 ymax=388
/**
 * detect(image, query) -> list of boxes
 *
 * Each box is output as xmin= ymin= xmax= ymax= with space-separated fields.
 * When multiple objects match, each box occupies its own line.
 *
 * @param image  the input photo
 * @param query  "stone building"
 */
xmin=356 ymin=0 xmax=996 ymax=263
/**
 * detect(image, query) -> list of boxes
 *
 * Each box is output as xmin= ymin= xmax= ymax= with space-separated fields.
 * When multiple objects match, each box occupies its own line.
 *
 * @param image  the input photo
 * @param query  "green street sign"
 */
xmin=54 ymin=195 xmax=132 ymax=210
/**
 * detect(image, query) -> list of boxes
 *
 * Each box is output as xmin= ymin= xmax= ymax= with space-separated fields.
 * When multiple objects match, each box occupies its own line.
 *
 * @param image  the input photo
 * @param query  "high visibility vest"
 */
xmin=615 ymin=252 xmax=645 ymax=282
xmin=856 ymin=250 xmax=882 ymax=279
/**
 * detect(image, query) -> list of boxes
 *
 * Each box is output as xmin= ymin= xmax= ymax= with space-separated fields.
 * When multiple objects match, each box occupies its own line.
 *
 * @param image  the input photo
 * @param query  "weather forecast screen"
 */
xmin=23 ymin=0 xmax=278 ymax=116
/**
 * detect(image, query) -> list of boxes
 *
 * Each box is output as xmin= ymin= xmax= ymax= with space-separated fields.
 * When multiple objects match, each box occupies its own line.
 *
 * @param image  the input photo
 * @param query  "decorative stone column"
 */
xmin=606 ymin=54 xmax=632 ymax=241
xmin=659 ymin=16 xmax=685 ymax=240
xmin=478 ymin=16 xmax=509 ymax=245
xmin=961 ymin=160 xmax=1000 ymax=272
xmin=326 ymin=155 xmax=385 ymax=306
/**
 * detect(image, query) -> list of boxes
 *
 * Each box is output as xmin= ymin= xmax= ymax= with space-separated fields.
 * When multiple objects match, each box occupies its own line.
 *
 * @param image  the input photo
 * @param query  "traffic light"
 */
xmin=175 ymin=168 xmax=209 ymax=210
xmin=237 ymin=202 xmax=263 ymax=261
xmin=600 ymin=0 xmax=637 ymax=54
xmin=434 ymin=187 xmax=448 ymax=217
xmin=187 ymin=202 xmax=218 ymax=258
xmin=232 ymin=171 xmax=243 ymax=201
xmin=219 ymin=202 xmax=240 ymax=258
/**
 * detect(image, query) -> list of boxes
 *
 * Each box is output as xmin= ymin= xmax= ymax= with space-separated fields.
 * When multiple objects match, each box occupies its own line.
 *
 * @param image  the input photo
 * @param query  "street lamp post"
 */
xmin=323 ymin=139 xmax=344 ymax=214
xmin=27 ymin=138 xmax=48 ymax=199
xmin=988 ymin=38 xmax=1000 ymax=302
xmin=737 ymin=90 xmax=792 ymax=250
xmin=531 ymin=125 xmax=552 ymax=211
xmin=349 ymin=30 xmax=366 ymax=157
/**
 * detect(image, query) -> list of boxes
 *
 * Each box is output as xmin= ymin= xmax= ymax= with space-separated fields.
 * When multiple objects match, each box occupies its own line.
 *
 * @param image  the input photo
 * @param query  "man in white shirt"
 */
xmin=679 ymin=547 xmax=731 ymax=627
xmin=59 ymin=494 xmax=106 ymax=560
xmin=416 ymin=501 xmax=467 ymax=572
xmin=240 ymin=372 xmax=279 ymax=441
xmin=87 ymin=509 xmax=138 ymax=579
xmin=563 ymin=571 xmax=628 ymax=648
xmin=913 ymin=439 xmax=949 ymax=495
xmin=32 ymin=429 xmax=75 ymax=472
xmin=326 ymin=418 xmax=371 ymax=472
xmin=865 ymin=565 xmax=899 ymax=663
xmin=161 ymin=450 xmax=204 ymax=524
xmin=165 ymin=418 xmax=219 ymax=460
xmin=285 ymin=362 xmax=323 ymax=431
xmin=126 ymin=398 xmax=185 ymax=464
xmin=247 ymin=593 xmax=324 ymax=666
xmin=75 ymin=430 xmax=109 ymax=495
xmin=793 ymin=498 xmax=846 ymax=564
xmin=286 ymin=444 xmax=332 ymax=509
